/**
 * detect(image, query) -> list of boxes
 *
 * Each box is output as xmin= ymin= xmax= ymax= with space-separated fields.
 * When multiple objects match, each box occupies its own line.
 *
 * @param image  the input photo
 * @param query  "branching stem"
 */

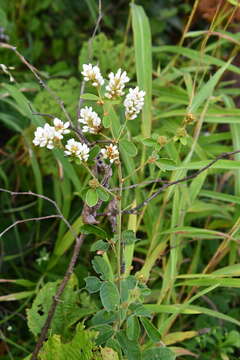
xmin=123 ymin=149 xmax=240 ymax=214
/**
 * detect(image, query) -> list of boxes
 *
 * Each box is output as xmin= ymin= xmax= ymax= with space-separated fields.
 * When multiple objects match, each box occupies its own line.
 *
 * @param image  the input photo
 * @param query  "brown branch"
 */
xmin=123 ymin=149 xmax=240 ymax=214
xmin=1 ymin=6 xmax=104 ymax=356
xmin=0 ymin=187 xmax=85 ymax=359
xmin=111 ymin=179 xmax=167 ymax=191
xmin=0 ymin=189 xmax=77 ymax=238
xmin=0 ymin=215 xmax=60 ymax=238
xmin=69 ymin=125 xmax=90 ymax=145
xmin=30 ymin=233 xmax=85 ymax=360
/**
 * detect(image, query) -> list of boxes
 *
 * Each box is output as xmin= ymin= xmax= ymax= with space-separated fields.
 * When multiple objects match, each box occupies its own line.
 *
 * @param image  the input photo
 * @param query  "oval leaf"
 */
xmin=119 ymin=139 xmax=138 ymax=157
xmin=92 ymin=256 xmax=111 ymax=281
xmin=100 ymin=281 xmax=120 ymax=312
xmin=126 ymin=316 xmax=140 ymax=341
xmin=91 ymin=240 xmax=109 ymax=252
xmin=97 ymin=187 xmax=110 ymax=202
xmin=85 ymin=276 xmax=102 ymax=294
xmin=80 ymin=224 xmax=107 ymax=239
xmin=86 ymin=189 xmax=99 ymax=207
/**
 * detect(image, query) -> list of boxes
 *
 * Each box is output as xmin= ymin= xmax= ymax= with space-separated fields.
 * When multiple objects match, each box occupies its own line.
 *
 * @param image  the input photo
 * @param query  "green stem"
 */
xmin=116 ymin=119 xmax=128 ymax=142
xmin=116 ymin=161 xmax=123 ymax=331
xmin=117 ymin=161 xmax=123 ymax=280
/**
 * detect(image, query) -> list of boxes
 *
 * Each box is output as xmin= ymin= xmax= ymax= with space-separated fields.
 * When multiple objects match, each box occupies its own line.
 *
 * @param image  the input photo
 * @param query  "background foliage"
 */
xmin=1 ymin=0 xmax=240 ymax=359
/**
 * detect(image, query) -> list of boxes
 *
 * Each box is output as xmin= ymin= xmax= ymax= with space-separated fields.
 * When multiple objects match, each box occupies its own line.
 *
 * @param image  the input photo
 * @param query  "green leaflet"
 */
xmin=140 ymin=317 xmax=161 ymax=342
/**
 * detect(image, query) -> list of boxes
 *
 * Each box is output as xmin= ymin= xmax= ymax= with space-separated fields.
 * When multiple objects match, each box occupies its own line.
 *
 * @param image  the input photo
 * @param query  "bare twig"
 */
xmin=0 ymin=42 xmax=73 ymax=125
xmin=123 ymin=149 xmax=240 ymax=214
xmin=69 ymin=125 xmax=90 ymax=145
xmin=30 ymin=233 xmax=85 ymax=360
xmin=111 ymin=179 xmax=167 ymax=191
xmin=88 ymin=0 xmax=103 ymax=60
xmin=0 ymin=215 xmax=60 ymax=238
xmin=0 ymin=189 xmax=77 ymax=238
xmin=77 ymin=0 xmax=103 ymax=117
xmin=0 ymin=187 xmax=85 ymax=359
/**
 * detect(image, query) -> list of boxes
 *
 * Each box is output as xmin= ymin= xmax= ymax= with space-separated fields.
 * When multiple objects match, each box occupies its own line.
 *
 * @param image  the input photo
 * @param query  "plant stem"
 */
xmin=30 ymin=234 xmax=85 ymax=360
xmin=116 ymin=161 xmax=123 ymax=331
xmin=117 ymin=161 xmax=124 ymax=280
xmin=116 ymin=119 xmax=128 ymax=142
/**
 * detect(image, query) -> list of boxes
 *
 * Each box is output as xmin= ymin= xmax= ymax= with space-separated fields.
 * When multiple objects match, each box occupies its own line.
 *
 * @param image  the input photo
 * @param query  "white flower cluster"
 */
xmin=124 ymin=86 xmax=145 ymax=120
xmin=81 ymin=64 xmax=104 ymax=87
xmin=33 ymin=64 xmax=146 ymax=166
xmin=78 ymin=106 xmax=101 ymax=134
xmin=33 ymin=118 xmax=70 ymax=149
xmin=64 ymin=139 xmax=90 ymax=161
xmin=101 ymin=144 xmax=119 ymax=163
xmin=105 ymin=69 xmax=129 ymax=99
xmin=81 ymin=64 xmax=145 ymax=120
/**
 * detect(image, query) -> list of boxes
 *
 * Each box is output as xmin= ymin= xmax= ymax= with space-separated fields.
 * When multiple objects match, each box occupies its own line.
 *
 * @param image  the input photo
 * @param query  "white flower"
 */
xmin=33 ymin=123 xmax=59 ymax=150
xmin=0 ymin=63 xmax=15 ymax=82
xmin=124 ymin=86 xmax=145 ymax=120
xmin=78 ymin=106 xmax=101 ymax=134
xmin=81 ymin=63 xmax=104 ymax=87
xmin=53 ymin=118 xmax=70 ymax=136
xmin=64 ymin=138 xmax=90 ymax=161
xmin=105 ymin=69 xmax=129 ymax=99
xmin=101 ymin=144 xmax=119 ymax=163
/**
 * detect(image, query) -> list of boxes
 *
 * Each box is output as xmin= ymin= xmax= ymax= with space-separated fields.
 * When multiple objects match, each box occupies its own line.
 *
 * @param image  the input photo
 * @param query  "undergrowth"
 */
xmin=1 ymin=1 xmax=240 ymax=359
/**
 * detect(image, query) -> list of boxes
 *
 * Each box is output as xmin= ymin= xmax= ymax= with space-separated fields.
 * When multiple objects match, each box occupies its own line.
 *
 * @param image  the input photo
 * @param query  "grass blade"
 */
xmin=131 ymin=4 xmax=152 ymax=137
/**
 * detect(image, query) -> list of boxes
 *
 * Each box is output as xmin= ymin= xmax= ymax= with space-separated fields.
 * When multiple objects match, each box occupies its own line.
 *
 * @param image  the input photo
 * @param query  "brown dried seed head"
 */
xmin=89 ymin=178 xmax=99 ymax=188
xmin=157 ymin=135 xmax=168 ymax=147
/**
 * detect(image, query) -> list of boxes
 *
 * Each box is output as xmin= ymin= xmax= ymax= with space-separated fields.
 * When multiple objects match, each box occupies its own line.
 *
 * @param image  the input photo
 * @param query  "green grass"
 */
xmin=1 ymin=1 xmax=240 ymax=359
